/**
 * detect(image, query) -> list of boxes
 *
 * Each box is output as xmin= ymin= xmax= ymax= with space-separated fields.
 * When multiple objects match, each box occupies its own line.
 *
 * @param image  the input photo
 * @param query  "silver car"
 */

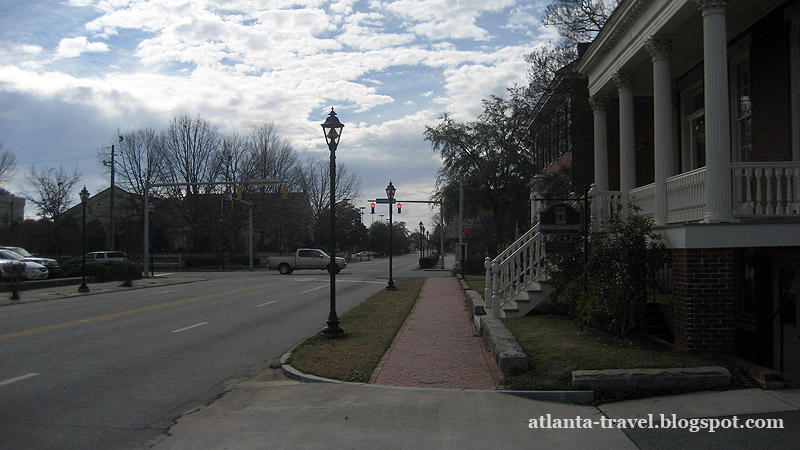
xmin=0 ymin=246 xmax=59 ymax=274
xmin=0 ymin=250 xmax=49 ymax=280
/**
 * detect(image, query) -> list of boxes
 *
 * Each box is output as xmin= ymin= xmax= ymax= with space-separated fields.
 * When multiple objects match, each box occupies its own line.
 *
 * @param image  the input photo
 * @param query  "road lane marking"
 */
xmin=172 ymin=322 xmax=209 ymax=333
xmin=0 ymin=373 xmax=38 ymax=387
xmin=300 ymin=284 xmax=330 ymax=294
xmin=0 ymin=280 xmax=291 ymax=341
xmin=155 ymin=289 xmax=180 ymax=294
xmin=257 ymin=301 xmax=277 ymax=307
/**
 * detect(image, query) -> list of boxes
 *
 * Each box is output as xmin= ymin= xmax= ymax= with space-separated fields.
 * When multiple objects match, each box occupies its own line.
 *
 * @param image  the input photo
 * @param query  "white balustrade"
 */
xmin=630 ymin=184 xmax=655 ymax=218
xmin=666 ymin=167 xmax=707 ymax=223
xmin=485 ymin=223 xmax=545 ymax=318
xmin=732 ymin=162 xmax=800 ymax=216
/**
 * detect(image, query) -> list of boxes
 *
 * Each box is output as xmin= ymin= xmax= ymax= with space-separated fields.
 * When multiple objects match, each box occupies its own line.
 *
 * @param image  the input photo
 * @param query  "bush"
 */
xmin=549 ymin=208 xmax=668 ymax=337
xmin=61 ymin=258 xmax=142 ymax=282
xmin=418 ymin=254 xmax=439 ymax=269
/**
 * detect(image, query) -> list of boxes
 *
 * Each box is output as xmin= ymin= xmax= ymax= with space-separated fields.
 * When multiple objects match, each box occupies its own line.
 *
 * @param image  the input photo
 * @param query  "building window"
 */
xmin=681 ymin=84 xmax=705 ymax=170
xmin=731 ymin=53 xmax=752 ymax=162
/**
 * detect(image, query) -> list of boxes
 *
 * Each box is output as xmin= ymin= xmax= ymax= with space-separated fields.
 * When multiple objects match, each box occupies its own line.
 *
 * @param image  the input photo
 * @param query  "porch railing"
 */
xmin=588 ymin=186 xmax=622 ymax=231
xmin=485 ymin=223 xmax=545 ymax=318
xmin=630 ymin=184 xmax=655 ymax=217
xmin=731 ymin=162 xmax=800 ymax=216
xmin=665 ymin=166 xmax=707 ymax=223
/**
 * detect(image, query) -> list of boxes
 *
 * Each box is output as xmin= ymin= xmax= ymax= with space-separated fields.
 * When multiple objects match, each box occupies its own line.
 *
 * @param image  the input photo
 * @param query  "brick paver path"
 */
xmin=370 ymin=277 xmax=502 ymax=389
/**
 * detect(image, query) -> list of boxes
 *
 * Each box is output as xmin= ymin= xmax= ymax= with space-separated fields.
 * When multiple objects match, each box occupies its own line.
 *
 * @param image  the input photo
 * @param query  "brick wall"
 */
xmin=672 ymin=248 xmax=735 ymax=353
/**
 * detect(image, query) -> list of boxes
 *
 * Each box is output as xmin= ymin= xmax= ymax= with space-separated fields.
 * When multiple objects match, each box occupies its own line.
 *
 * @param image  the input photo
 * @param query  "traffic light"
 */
xmin=371 ymin=203 xmax=375 ymax=214
xmin=397 ymin=203 xmax=402 ymax=214
xmin=236 ymin=186 xmax=243 ymax=201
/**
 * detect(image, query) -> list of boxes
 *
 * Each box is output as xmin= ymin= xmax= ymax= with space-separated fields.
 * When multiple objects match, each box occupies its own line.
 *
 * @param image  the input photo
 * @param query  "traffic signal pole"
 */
xmin=367 ymin=198 xmax=445 ymax=269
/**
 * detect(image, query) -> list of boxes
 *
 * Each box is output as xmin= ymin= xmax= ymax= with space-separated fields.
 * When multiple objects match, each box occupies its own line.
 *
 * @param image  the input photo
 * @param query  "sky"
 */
xmin=0 ymin=0 xmax=558 ymax=232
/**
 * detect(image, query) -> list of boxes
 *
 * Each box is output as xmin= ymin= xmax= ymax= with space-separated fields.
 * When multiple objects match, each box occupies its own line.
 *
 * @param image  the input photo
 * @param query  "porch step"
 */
xmin=645 ymin=303 xmax=673 ymax=343
xmin=501 ymin=278 xmax=556 ymax=318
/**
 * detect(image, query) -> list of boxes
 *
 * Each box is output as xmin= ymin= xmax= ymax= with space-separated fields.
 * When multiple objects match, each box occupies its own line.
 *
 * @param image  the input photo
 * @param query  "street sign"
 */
xmin=539 ymin=203 xmax=582 ymax=234
xmin=375 ymin=198 xmax=393 ymax=204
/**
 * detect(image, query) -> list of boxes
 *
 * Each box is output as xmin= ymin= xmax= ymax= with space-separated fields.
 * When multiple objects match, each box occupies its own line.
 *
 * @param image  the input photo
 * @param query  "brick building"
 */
xmin=574 ymin=0 xmax=800 ymax=381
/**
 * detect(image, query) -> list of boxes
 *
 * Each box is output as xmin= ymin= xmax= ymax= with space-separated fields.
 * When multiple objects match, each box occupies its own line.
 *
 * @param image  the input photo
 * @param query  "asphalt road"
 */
xmin=0 ymin=252 xmax=436 ymax=449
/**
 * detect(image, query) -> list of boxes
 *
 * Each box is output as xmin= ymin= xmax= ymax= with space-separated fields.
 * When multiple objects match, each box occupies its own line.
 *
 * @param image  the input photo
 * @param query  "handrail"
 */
xmin=486 ymin=223 xmax=545 ymax=317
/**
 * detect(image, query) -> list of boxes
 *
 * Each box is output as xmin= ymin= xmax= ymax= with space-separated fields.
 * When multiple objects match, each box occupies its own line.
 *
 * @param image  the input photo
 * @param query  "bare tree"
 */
xmin=0 ymin=144 xmax=16 ymax=186
xmin=163 ymin=115 xmax=221 ymax=197
xmin=216 ymin=133 xmax=248 ymax=191
xmin=110 ymin=128 xmax=166 ymax=196
xmin=542 ymin=0 xmax=619 ymax=45
xmin=160 ymin=115 xmax=222 ymax=251
xmin=243 ymin=123 xmax=299 ymax=192
xmin=295 ymin=158 xmax=361 ymax=217
xmin=24 ymin=166 xmax=81 ymax=220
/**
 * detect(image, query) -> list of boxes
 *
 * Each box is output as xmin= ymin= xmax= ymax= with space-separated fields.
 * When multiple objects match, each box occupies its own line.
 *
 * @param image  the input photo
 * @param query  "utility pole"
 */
xmin=105 ymin=136 xmax=122 ymax=250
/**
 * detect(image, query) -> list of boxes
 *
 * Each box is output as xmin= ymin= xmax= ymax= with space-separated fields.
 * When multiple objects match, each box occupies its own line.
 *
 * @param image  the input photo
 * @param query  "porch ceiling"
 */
xmin=578 ymin=0 xmax=788 ymax=99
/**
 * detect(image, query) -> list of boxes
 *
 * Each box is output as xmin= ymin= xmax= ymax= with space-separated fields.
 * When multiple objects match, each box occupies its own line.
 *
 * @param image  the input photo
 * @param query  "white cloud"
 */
xmin=1 ymin=0 xmax=550 ymax=221
xmin=55 ymin=37 xmax=110 ymax=59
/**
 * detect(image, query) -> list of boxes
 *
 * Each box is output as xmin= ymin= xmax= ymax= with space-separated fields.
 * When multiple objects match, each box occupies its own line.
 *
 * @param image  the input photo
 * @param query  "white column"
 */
xmin=697 ymin=0 xmax=735 ymax=222
xmin=589 ymin=96 xmax=609 ymax=191
xmin=646 ymin=37 xmax=674 ymax=227
xmin=614 ymin=71 xmax=636 ymax=217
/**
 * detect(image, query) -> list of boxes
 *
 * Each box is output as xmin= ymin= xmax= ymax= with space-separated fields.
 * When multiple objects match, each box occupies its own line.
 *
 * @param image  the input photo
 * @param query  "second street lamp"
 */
xmin=321 ymin=108 xmax=345 ymax=336
xmin=385 ymin=181 xmax=397 ymax=290
xmin=78 ymin=186 xmax=90 ymax=293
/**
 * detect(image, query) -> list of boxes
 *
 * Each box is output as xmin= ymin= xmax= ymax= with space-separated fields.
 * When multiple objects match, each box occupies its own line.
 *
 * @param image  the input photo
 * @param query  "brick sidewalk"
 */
xmin=370 ymin=277 xmax=502 ymax=390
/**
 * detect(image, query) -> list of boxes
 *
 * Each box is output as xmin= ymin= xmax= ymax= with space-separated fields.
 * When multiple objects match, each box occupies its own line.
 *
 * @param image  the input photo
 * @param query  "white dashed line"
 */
xmin=171 ymin=322 xmax=209 ymax=333
xmin=0 ymin=373 xmax=38 ymax=387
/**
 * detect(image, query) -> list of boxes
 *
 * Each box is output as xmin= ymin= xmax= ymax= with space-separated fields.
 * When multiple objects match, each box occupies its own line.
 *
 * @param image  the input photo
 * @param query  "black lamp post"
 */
xmin=385 ymin=181 xmax=397 ymax=290
xmin=418 ymin=221 xmax=424 ymax=259
xmin=78 ymin=186 xmax=90 ymax=293
xmin=321 ymin=108 xmax=344 ymax=336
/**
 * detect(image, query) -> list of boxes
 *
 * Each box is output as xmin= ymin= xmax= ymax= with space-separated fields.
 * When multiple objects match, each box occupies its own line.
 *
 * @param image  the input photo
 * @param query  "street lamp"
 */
xmin=385 ymin=181 xmax=397 ymax=290
xmin=419 ymin=221 xmax=424 ymax=259
xmin=78 ymin=186 xmax=90 ymax=293
xmin=321 ymin=107 xmax=344 ymax=336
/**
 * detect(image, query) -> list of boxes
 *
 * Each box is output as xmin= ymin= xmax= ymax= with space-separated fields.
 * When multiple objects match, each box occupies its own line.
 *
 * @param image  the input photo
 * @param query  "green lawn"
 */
xmin=288 ymin=278 xmax=425 ymax=383
xmin=501 ymin=314 xmax=735 ymax=391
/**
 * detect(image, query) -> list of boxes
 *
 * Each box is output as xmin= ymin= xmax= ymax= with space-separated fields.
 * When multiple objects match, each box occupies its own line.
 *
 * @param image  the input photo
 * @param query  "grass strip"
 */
xmin=501 ymin=314 xmax=731 ymax=391
xmin=288 ymin=278 xmax=426 ymax=383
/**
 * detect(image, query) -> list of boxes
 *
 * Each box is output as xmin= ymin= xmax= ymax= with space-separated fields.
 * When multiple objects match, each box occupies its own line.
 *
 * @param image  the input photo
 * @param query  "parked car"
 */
xmin=0 ymin=250 xmax=49 ymax=280
xmin=353 ymin=251 xmax=375 ymax=259
xmin=267 ymin=248 xmax=347 ymax=275
xmin=0 ymin=246 xmax=59 ymax=275
xmin=86 ymin=251 xmax=128 ymax=263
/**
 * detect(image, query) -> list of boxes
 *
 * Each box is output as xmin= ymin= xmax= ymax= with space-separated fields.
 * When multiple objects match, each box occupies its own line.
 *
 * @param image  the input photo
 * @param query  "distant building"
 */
xmin=0 ymin=192 xmax=25 ymax=227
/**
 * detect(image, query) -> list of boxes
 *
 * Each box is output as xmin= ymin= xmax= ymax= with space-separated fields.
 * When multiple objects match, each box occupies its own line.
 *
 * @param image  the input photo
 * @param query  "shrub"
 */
xmin=418 ymin=254 xmax=439 ymax=269
xmin=61 ymin=258 xmax=142 ymax=282
xmin=549 ymin=208 xmax=668 ymax=337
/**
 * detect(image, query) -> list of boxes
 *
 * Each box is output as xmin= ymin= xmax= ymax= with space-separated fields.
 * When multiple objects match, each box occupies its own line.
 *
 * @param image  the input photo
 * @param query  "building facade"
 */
xmin=574 ymin=0 xmax=800 ymax=381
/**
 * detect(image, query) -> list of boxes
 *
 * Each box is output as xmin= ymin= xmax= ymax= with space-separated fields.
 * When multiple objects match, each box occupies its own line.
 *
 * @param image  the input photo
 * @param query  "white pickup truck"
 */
xmin=267 ymin=248 xmax=347 ymax=275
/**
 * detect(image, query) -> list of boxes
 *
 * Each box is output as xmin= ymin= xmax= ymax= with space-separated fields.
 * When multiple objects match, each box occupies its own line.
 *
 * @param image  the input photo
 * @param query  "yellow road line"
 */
xmin=0 ymin=280 xmax=290 ymax=341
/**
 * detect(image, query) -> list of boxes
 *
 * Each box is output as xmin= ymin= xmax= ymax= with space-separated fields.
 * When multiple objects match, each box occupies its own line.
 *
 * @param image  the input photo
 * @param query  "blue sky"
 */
xmin=0 ymin=0 xmax=557 ymax=229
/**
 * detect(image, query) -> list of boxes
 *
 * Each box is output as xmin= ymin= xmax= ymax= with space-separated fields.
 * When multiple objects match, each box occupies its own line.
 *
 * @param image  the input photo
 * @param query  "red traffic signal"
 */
xmin=397 ymin=203 xmax=402 ymax=214
xmin=370 ymin=203 xmax=375 ymax=214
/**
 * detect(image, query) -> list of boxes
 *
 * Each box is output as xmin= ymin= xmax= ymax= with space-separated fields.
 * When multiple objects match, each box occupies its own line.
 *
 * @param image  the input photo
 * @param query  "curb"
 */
xmin=279 ymin=350 xmax=594 ymax=404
